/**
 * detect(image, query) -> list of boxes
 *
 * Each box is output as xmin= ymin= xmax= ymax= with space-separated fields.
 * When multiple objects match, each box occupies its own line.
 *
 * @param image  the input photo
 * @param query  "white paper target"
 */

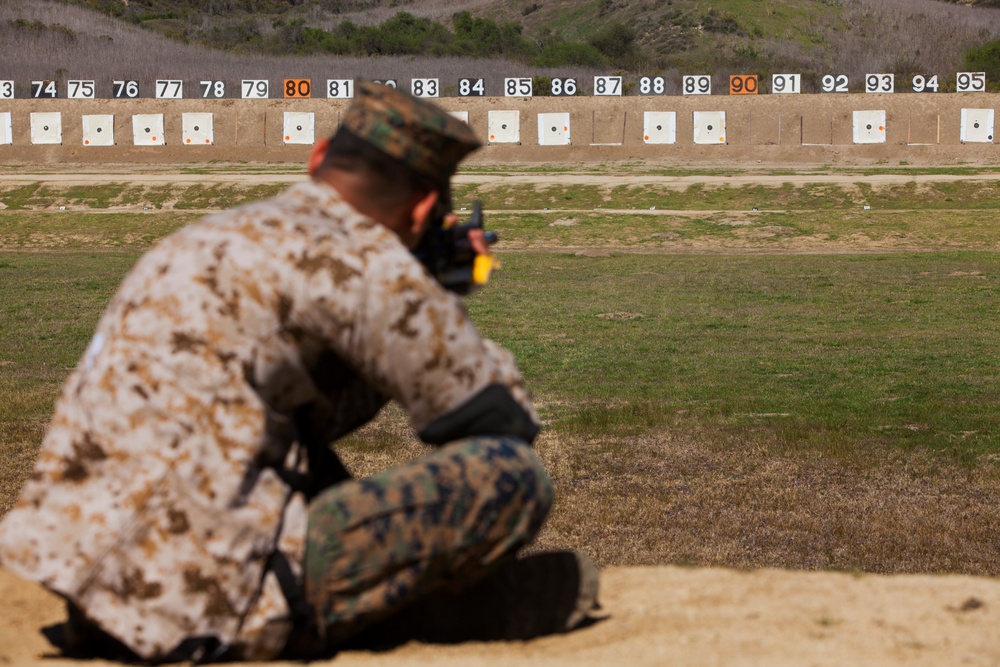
xmin=0 ymin=112 xmax=11 ymax=145
xmin=82 ymin=115 xmax=114 ymax=146
xmin=283 ymin=112 xmax=315 ymax=145
xmin=693 ymin=111 xmax=726 ymax=144
xmin=538 ymin=113 xmax=570 ymax=146
xmin=30 ymin=112 xmax=62 ymax=145
xmin=132 ymin=114 xmax=165 ymax=146
xmin=488 ymin=110 xmax=520 ymax=144
xmin=448 ymin=111 xmax=469 ymax=125
xmin=852 ymin=110 xmax=886 ymax=144
xmin=960 ymin=108 xmax=994 ymax=143
xmin=643 ymin=112 xmax=677 ymax=145
xmin=182 ymin=113 xmax=214 ymax=145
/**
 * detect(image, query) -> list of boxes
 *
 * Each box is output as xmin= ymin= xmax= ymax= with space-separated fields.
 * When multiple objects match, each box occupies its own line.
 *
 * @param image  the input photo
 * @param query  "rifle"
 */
xmin=413 ymin=199 xmax=499 ymax=295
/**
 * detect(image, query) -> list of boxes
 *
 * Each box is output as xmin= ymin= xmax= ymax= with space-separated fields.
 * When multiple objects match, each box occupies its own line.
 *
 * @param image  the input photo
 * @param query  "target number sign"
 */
xmin=683 ymin=75 xmax=711 ymax=95
xmin=729 ymin=74 xmax=758 ymax=95
xmin=200 ymin=81 xmax=225 ymax=98
xmin=113 ymin=80 xmax=139 ymax=98
xmin=31 ymin=80 xmax=57 ymax=98
xmin=865 ymin=73 xmax=894 ymax=94
xmin=822 ymin=74 xmax=849 ymax=93
xmin=638 ymin=76 xmax=666 ymax=95
xmin=911 ymin=75 xmax=939 ymax=93
xmin=242 ymin=80 xmax=269 ymax=99
xmin=594 ymin=76 xmax=622 ymax=96
xmin=67 ymin=80 xmax=95 ymax=99
xmin=0 ymin=80 xmax=12 ymax=99
xmin=373 ymin=79 xmax=397 ymax=88
xmin=284 ymin=79 xmax=312 ymax=98
xmin=505 ymin=78 xmax=532 ymax=97
xmin=459 ymin=78 xmax=485 ymax=96
xmin=156 ymin=80 xmax=183 ymax=99
xmin=411 ymin=78 xmax=439 ymax=98
xmin=550 ymin=78 xmax=577 ymax=96
xmin=956 ymin=72 xmax=986 ymax=93
xmin=327 ymin=79 xmax=354 ymax=99
xmin=771 ymin=74 xmax=800 ymax=94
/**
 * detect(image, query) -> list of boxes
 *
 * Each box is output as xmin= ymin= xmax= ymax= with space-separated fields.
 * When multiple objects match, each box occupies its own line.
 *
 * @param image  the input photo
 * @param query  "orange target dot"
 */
xmin=186 ymin=138 xmax=191 ymax=143
xmin=152 ymin=136 xmax=157 ymax=141
xmin=489 ymin=135 xmax=495 ymax=139
xmin=84 ymin=140 xmax=90 ymax=145
xmin=644 ymin=135 xmax=649 ymax=140
xmin=205 ymin=139 xmax=210 ymax=144
xmin=285 ymin=135 xmax=291 ymax=141
xmin=879 ymin=126 xmax=884 ymax=130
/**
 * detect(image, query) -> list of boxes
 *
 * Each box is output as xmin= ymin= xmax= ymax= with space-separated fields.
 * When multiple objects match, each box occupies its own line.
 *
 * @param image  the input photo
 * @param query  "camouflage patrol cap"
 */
xmin=340 ymin=81 xmax=481 ymax=185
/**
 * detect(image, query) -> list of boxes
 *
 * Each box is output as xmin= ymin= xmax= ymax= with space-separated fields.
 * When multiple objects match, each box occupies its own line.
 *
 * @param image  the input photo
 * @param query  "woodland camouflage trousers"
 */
xmin=303 ymin=436 xmax=554 ymax=644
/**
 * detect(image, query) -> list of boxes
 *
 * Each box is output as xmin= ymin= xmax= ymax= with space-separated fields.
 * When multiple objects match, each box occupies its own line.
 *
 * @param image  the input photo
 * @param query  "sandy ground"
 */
xmin=2 ymin=566 xmax=998 ymax=666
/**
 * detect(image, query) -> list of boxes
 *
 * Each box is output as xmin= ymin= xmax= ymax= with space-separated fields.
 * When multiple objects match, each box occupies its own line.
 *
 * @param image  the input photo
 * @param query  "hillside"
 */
xmin=27 ymin=0 xmax=1000 ymax=90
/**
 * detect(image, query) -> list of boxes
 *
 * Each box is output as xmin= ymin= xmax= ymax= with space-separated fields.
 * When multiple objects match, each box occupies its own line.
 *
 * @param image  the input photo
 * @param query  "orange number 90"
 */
xmin=729 ymin=75 xmax=759 ymax=95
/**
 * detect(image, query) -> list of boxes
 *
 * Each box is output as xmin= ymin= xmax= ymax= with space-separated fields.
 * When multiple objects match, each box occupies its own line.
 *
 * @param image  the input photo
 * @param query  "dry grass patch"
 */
xmin=337 ymin=406 xmax=1000 ymax=575
xmin=535 ymin=429 xmax=1000 ymax=575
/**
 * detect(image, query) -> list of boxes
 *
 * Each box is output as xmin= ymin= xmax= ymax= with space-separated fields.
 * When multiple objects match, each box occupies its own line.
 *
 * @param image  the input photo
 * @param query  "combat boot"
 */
xmin=347 ymin=550 xmax=602 ymax=646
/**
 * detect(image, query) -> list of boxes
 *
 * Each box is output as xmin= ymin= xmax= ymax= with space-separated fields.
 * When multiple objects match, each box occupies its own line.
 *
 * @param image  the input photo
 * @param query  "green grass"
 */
xmin=3 ymin=246 xmax=996 ymax=468
xmin=468 ymin=251 xmax=1000 ymax=463
xmin=454 ymin=180 xmax=1000 ymax=212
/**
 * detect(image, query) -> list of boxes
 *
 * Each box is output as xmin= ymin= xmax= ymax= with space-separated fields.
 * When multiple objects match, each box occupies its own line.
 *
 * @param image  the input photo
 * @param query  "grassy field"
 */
xmin=1 ymin=171 xmax=999 ymax=576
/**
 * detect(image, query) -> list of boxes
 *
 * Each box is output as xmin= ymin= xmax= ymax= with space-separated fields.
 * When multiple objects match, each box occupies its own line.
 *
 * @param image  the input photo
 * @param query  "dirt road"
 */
xmin=2 ymin=169 xmax=1000 ymax=189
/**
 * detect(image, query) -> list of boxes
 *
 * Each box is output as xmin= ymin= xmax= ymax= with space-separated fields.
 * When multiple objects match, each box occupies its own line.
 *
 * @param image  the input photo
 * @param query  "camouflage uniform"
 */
xmin=0 ymin=84 xmax=548 ymax=661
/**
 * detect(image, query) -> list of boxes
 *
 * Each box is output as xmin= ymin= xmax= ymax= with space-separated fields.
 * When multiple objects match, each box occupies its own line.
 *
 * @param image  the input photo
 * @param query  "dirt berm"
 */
xmin=1 ymin=565 xmax=997 ymax=666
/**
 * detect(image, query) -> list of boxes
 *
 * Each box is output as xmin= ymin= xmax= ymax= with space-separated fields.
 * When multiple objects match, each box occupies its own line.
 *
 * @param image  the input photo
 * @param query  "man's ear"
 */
xmin=410 ymin=190 xmax=440 ymax=237
xmin=307 ymin=138 xmax=330 ymax=177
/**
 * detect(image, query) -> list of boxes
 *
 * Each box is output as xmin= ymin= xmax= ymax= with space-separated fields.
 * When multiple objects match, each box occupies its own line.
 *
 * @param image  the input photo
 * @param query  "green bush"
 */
xmin=963 ymin=39 xmax=1000 ymax=88
xmin=534 ymin=41 xmax=605 ymax=68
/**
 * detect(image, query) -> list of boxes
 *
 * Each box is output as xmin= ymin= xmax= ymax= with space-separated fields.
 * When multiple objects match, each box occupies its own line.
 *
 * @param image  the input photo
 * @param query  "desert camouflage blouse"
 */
xmin=0 ymin=180 xmax=537 ymax=660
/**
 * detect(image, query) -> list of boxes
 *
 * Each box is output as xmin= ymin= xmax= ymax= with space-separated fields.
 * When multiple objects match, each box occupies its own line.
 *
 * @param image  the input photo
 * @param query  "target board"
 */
xmin=30 ymin=112 xmax=62 ymax=144
xmin=82 ymin=115 xmax=114 ymax=146
xmin=537 ymin=113 xmax=571 ymax=146
xmin=0 ymin=112 xmax=11 ymax=145
xmin=182 ymin=113 xmax=214 ymax=145
xmin=693 ymin=111 xmax=726 ymax=144
xmin=960 ymin=109 xmax=994 ymax=143
xmin=853 ymin=110 xmax=886 ymax=144
xmin=283 ymin=112 xmax=315 ymax=145
xmin=132 ymin=114 xmax=165 ymax=146
xmin=448 ymin=111 xmax=469 ymax=125
xmin=643 ymin=111 xmax=677 ymax=145
xmin=488 ymin=110 xmax=520 ymax=144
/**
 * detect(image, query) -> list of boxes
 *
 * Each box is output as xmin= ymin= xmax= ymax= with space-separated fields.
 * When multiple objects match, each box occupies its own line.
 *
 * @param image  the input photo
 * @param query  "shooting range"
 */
xmin=488 ymin=110 xmax=520 ymax=144
xmin=283 ymin=111 xmax=314 ymax=145
xmin=538 ymin=112 xmax=571 ymax=146
xmin=132 ymin=114 xmax=165 ymax=146
xmin=182 ymin=113 xmax=214 ymax=145
xmin=960 ymin=108 xmax=994 ymax=143
xmin=82 ymin=114 xmax=114 ymax=146
xmin=29 ymin=112 xmax=62 ymax=145
xmin=853 ymin=110 xmax=887 ymax=144
xmin=693 ymin=111 xmax=726 ymax=144
xmin=643 ymin=111 xmax=677 ymax=145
